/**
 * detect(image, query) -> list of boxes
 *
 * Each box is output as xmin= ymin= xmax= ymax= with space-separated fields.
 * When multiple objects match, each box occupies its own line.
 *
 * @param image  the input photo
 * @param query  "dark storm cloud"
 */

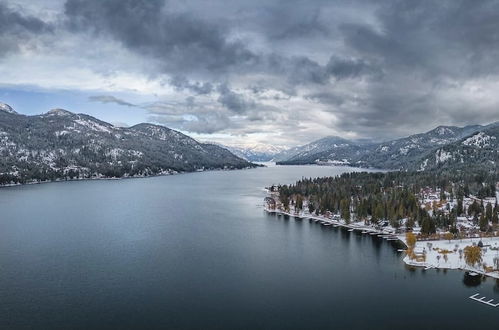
xmin=63 ymin=0 xmax=377 ymax=86
xmin=64 ymin=0 xmax=257 ymax=76
xmin=252 ymin=54 xmax=379 ymax=89
xmin=325 ymin=56 xmax=381 ymax=80
xmin=262 ymin=6 xmax=329 ymax=40
xmin=5 ymin=0 xmax=499 ymax=142
xmin=0 ymin=2 xmax=52 ymax=56
xmin=67 ymin=0 xmax=499 ymax=137
xmin=322 ymin=0 xmax=499 ymax=137
xmin=169 ymin=76 xmax=213 ymax=95
xmin=217 ymin=84 xmax=255 ymax=114
xmin=353 ymin=0 xmax=499 ymax=77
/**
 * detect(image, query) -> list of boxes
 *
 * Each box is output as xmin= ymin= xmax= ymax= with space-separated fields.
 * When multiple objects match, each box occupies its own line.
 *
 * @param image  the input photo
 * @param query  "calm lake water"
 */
xmin=0 ymin=165 xmax=498 ymax=329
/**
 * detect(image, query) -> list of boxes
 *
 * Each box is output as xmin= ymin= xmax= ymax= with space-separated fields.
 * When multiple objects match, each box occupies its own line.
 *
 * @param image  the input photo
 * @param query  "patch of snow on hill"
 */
xmin=75 ymin=118 xmax=113 ymax=134
xmin=436 ymin=149 xmax=452 ymax=163
xmin=418 ymin=158 xmax=429 ymax=171
xmin=399 ymin=143 xmax=418 ymax=155
xmin=435 ymin=127 xmax=455 ymax=136
xmin=55 ymin=130 xmax=70 ymax=137
xmin=462 ymin=132 xmax=495 ymax=147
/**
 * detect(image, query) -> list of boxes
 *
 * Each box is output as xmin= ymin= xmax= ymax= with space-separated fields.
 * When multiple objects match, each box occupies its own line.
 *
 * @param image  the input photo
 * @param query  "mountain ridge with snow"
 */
xmin=277 ymin=122 xmax=499 ymax=171
xmin=0 ymin=103 xmax=254 ymax=184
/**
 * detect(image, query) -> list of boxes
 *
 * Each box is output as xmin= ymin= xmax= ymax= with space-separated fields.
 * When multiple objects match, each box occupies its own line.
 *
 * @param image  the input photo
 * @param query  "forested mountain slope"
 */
xmin=0 ymin=104 xmax=253 ymax=184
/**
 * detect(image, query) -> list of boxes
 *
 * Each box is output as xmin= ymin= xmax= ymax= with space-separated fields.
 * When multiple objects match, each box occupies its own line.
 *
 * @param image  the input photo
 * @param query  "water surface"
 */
xmin=0 ymin=165 xmax=497 ymax=329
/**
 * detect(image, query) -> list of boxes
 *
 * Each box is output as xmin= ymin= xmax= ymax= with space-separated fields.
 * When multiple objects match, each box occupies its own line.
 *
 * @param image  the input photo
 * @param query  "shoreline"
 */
xmin=0 ymin=165 xmax=258 ymax=189
xmin=264 ymin=207 xmax=499 ymax=280
xmin=264 ymin=206 xmax=404 ymax=244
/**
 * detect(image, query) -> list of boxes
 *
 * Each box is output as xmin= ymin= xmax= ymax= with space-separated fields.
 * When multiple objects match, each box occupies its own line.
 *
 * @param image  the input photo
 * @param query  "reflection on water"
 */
xmin=0 ymin=165 xmax=498 ymax=329
xmin=462 ymin=272 xmax=483 ymax=287
xmin=494 ymin=279 xmax=499 ymax=293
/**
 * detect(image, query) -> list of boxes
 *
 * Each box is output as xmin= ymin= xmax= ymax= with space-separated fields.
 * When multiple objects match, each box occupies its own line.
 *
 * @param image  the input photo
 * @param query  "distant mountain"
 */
xmin=0 ymin=104 xmax=254 ymax=184
xmin=0 ymin=102 xmax=17 ymax=114
xmin=277 ymin=123 xmax=499 ymax=170
xmin=218 ymin=144 xmax=288 ymax=162
xmin=276 ymin=136 xmax=368 ymax=164
xmin=358 ymin=124 xmax=487 ymax=169
xmin=414 ymin=125 xmax=499 ymax=171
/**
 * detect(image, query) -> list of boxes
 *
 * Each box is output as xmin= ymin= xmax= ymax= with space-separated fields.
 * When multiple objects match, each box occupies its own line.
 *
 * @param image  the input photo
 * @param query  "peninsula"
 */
xmin=265 ymin=170 xmax=499 ymax=279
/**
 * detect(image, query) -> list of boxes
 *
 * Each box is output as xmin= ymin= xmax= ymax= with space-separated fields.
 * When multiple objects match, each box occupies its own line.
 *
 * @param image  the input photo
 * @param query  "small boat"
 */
xmin=348 ymin=229 xmax=354 ymax=232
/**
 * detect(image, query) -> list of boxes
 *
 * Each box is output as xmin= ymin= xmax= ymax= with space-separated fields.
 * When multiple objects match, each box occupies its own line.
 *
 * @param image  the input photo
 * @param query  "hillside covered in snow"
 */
xmin=416 ymin=125 xmax=499 ymax=171
xmin=277 ymin=123 xmax=499 ymax=171
xmin=0 ymin=104 xmax=253 ymax=184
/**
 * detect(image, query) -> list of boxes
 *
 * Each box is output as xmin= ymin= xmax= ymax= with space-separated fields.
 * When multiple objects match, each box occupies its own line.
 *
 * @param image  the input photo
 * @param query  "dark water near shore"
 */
xmin=0 ymin=165 xmax=498 ymax=329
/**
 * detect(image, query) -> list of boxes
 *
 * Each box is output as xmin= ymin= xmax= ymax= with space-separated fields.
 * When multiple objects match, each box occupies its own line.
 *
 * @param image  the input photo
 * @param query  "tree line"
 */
xmin=274 ymin=169 xmax=498 ymax=236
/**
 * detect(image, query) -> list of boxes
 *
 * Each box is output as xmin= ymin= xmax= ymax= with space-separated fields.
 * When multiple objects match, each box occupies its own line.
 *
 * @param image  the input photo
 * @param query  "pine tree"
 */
xmin=485 ymin=203 xmax=493 ymax=222
xmin=457 ymin=198 xmax=463 ymax=215
xmin=340 ymin=199 xmax=350 ymax=224
xmin=479 ymin=213 xmax=488 ymax=232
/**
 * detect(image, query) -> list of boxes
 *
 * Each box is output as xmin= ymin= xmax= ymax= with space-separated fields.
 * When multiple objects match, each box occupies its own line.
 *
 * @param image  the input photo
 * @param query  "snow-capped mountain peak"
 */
xmin=214 ymin=143 xmax=288 ymax=162
xmin=0 ymin=102 xmax=17 ymax=114
xmin=432 ymin=126 xmax=456 ymax=136
xmin=0 ymin=107 xmax=253 ymax=184
xmin=46 ymin=108 xmax=74 ymax=116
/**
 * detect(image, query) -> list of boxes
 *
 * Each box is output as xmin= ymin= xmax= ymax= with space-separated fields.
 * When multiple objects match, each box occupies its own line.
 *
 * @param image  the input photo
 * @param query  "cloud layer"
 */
xmin=2 ymin=0 xmax=499 ymax=146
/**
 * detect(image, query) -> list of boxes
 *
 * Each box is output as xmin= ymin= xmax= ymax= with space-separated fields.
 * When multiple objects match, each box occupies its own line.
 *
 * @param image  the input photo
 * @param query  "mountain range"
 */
xmin=1 ymin=100 xmax=497 ymax=185
xmin=276 ymin=123 xmax=499 ymax=171
xmin=218 ymin=144 xmax=288 ymax=162
xmin=0 ymin=103 xmax=253 ymax=185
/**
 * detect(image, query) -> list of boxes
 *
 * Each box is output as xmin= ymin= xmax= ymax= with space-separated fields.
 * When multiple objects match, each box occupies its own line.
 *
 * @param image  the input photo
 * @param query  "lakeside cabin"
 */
xmin=264 ymin=197 xmax=276 ymax=209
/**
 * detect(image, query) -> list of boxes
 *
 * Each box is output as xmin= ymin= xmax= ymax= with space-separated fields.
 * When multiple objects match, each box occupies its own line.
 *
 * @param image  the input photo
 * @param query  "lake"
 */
xmin=0 ymin=165 xmax=497 ymax=329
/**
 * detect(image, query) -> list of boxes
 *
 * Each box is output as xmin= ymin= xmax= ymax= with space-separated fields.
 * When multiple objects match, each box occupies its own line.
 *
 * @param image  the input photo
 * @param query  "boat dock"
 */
xmin=469 ymin=293 xmax=499 ymax=307
xmin=264 ymin=206 xmax=404 ymax=246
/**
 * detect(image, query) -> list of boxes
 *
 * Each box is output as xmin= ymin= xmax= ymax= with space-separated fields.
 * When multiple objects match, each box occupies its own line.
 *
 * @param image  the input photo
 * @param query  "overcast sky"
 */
xmin=2 ymin=0 xmax=499 ymax=147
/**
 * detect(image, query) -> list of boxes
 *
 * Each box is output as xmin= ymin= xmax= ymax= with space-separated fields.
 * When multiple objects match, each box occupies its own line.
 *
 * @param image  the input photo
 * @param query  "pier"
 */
xmin=469 ymin=293 xmax=499 ymax=307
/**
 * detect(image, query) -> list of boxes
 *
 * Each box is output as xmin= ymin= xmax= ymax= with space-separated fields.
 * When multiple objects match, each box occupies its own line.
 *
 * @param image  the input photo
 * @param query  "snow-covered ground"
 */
xmin=265 ymin=199 xmax=499 ymax=279
xmin=402 ymin=236 xmax=499 ymax=279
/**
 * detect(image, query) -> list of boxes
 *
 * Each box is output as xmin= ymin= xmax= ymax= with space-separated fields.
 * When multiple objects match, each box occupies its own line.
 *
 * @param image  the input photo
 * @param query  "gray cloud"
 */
xmin=0 ymin=2 xmax=52 ymax=56
xmin=261 ymin=5 xmax=330 ymax=41
xmin=317 ymin=0 xmax=499 ymax=138
xmin=3 ymin=0 xmax=499 ymax=145
xmin=89 ymin=95 xmax=136 ymax=107
xmin=149 ymin=111 xmax=235 ymax=134
xmin=169 ymin=76 xmax=213 ymax=95
xmin=64 ymin=0 xmax=257 ymax=76
xmin=326 ymin=56 xmax=381 ymax=80
xmin=63 ymin=0 xmax=378 ymax=87
xmin=217 ymin=84 xmax=255 ymax=114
